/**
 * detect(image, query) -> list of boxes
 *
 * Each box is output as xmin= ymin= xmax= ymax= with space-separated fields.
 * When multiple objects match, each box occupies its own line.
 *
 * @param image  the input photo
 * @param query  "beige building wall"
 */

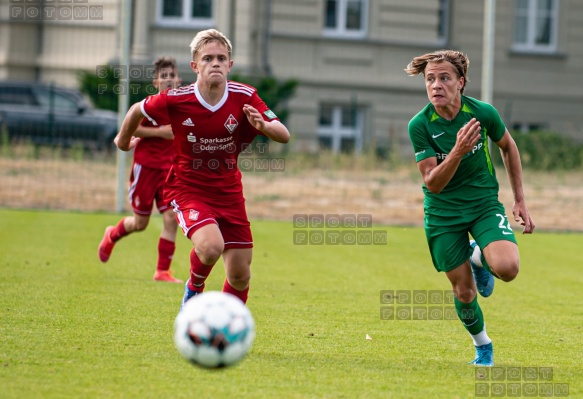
xmin=0 ymin=0 xmax=581 ymax=152
xmin=0 ymin=0 xmax=119 ymax=87
xmin=269 ymin=0 xmax=447 ymax=155
xmin=444 ymin=0 xmax=583 ymax=138
xmin=131 ymin=0 xmax=244 ymax=84
xmin=270 ymin=0 xmax=583 ymax=155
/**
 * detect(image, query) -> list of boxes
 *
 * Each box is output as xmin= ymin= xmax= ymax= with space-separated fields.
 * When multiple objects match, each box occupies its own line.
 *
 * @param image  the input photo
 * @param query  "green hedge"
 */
xmin=491 ymin=130 xmax=583 ymax=170
xmin=77 ymin=68 xmax=298 ymax=125
xmin=77 ymin=67 xmax=153 ymax=112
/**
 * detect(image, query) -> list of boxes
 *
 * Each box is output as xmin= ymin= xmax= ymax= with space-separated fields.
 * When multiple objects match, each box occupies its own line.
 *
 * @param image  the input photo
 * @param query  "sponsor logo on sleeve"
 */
xmin=264 ymin=109 xmax=277 ymax=120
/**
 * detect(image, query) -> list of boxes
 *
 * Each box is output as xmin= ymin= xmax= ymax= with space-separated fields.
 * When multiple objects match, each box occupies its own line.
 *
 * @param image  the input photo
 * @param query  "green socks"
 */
xmin=454 ymin=296 xmax=484 ymax=335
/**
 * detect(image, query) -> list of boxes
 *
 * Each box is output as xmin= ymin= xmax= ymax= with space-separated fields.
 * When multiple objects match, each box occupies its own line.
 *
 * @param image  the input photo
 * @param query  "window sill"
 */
xmin=322 ymin=30 xmax=368 ymax=40
xmin=153 ymin=20 xmax=215 ymax=30
xmin=508 ymin=49 xmax=567 ymax=59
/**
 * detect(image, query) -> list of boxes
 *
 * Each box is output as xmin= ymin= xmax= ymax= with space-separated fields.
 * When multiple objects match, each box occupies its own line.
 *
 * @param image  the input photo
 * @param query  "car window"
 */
xmin=0 ymin=87 xmax=36 ymax=105
xmin=36 ymin=88 xmax=79 ymax=112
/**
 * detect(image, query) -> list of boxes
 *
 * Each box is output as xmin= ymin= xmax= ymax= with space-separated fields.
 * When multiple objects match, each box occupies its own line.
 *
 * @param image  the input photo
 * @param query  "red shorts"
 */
xmin=128 ymin=163 xmax=170 ymax=216
xmin=168 ymin=193 xmax=253 ymax=249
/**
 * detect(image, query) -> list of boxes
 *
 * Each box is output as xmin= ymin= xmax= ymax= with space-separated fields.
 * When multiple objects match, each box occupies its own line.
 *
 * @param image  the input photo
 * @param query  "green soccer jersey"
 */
xmin=408 ymin=95 xmax=506 ymax=214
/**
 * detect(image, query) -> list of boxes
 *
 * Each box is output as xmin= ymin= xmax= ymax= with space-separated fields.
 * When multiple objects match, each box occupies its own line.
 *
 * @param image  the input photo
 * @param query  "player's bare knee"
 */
xmin=134 ymin=220 xmax=149 ymax=231
xmin=199 ymin=251 xmax=222 ymax=265
xmin=196 ymin=244 xmax=223 ymax=264
xmin=162 ymin=213 xmax=177 ymax=229
xmin=227 ymin=274 xmax=250 ymax=291
xmin=166 ymin=220 xmax=178 ymax=231
xmin=497 ymin=260 xmax=519 ymax=282
xmin=454 ymin=287 xmax=476 ymax=303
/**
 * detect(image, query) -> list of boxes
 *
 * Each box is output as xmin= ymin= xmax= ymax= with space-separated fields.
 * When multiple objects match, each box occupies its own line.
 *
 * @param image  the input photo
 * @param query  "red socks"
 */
xmin=156 ymin=238 xmax=175 ymax=272
xmin=223 ymin=279 xmax=249 ymax=304
xmin=188 ymin=248 xmax=250 ymax=303
xmin=109 ymin=218 xmax=129 ymax=242
xmin=189 ymin=249 xmax=215 ymax=292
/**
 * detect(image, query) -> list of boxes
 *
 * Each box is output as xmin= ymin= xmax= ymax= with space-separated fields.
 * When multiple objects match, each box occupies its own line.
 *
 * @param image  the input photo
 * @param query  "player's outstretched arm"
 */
xmin=134 ymin=125 xmax=174 ymax=140
xmin=496 ymin=130 xmax=535 ymax=234
xmin=114 ymin=103 xmax=145 ymax=151
xmin=243 ymin=104 xmax=290 ymax=144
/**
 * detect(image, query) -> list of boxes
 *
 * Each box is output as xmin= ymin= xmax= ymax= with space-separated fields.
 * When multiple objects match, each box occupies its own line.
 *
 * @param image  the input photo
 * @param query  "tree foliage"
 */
xmin=229 ymin=73 xmax=298 ymax=125
xmin=78 ymin=67 xmax=298 ymax=126
xmin=491 ymin=130 xmax=583 ymax=170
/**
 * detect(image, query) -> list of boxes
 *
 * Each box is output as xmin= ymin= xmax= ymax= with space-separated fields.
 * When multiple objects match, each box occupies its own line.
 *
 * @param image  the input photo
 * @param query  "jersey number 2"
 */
xmin=496 ymin=213 xmax=513 ymax=235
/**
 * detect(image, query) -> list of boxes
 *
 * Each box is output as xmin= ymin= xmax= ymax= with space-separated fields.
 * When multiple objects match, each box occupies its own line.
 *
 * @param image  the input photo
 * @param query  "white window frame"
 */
xmin=156 ymin=0 xmax=214 ymax=28
xmin=512 ymin=0 xmax=558 ymax=53
xmin=318 ymin=104 xmax=363 ymax=154
xmin=323 ymin=0 xmax=369 ymax=39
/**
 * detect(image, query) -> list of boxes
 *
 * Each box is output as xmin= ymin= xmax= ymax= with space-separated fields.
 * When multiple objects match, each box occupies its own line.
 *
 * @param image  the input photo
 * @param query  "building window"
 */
xmin=323 ymin=0 xmax=368 ymax=38
xmin=512 ymin=122 xmax=546 ymax=134
xmin=157 ymin=0 xmax=214 ymax=27
xmin=318 ymin=103 xmax=363 ymax=153
xmin=513 ymin=0 xmax=558 ymax=53
xmin=437 ymin=0 xmax=451 ymax=43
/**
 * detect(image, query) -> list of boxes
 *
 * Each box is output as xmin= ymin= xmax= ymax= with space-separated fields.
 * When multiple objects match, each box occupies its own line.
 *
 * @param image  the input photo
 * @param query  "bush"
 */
xmin=77 ymin=69 xmax=298 ymax=158
xmin=491 ymin=130 xmax=583 ymax=170
xmin=78 ymin=68 xmax=298 ymax=122
xmin=77 ymin=67 xmax=156 ymax=112
xmin=229 ymin=73 xmax=298 ymax=125
xmin=224 ymin=73 xmax=298 ymax=153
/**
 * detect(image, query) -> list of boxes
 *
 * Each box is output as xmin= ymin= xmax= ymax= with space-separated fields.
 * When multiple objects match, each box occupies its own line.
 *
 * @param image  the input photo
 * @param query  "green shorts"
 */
xmin=424 ymin=200 xmax=517 ymax=272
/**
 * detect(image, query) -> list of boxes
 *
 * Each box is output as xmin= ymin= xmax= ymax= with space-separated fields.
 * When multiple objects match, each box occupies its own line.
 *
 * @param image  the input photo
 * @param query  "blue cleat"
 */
xmin=468 ymin=342 xmax=494 ymax=366
xmin=179 ymin=279 xmax=199 ymax=312
xmin=470 ymin=240 xmax=494 ymax=298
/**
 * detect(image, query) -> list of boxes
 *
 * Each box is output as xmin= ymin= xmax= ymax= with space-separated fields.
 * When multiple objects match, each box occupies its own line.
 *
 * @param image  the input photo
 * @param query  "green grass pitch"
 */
xmin=0 ymin=209 xmax=581 ymax=398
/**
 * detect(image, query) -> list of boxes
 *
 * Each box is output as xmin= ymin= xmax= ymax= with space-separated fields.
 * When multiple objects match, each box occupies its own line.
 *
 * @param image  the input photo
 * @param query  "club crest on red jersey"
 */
xmin=224 ymin=114 xmax=238 ymax=134
xmin=189 ymin=209 xmax=199 ymax=221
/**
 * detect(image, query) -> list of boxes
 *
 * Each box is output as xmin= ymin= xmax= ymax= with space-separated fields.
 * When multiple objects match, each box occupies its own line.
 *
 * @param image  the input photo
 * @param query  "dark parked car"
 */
xmin=0 ymin=81 xmax=118 ymax=150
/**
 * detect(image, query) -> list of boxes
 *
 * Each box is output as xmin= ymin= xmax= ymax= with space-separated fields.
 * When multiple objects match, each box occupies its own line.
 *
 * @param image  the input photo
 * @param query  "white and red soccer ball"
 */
xmin=174 ymin=291 xmax=255 ymax=368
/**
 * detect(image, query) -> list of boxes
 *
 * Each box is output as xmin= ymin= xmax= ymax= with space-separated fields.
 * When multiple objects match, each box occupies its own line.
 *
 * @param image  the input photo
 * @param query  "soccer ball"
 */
xmin=174 ymin=291 xmax=255 ymax=368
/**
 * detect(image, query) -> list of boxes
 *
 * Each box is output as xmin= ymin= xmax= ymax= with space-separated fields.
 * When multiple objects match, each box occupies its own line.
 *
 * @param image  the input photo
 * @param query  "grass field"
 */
xmin=0 ymin=209 xmax=581 ymax=399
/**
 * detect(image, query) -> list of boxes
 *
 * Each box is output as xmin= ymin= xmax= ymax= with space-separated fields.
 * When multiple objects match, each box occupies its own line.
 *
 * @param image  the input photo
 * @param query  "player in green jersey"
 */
xmin=404 ymin=50 xmax=535 ymax=366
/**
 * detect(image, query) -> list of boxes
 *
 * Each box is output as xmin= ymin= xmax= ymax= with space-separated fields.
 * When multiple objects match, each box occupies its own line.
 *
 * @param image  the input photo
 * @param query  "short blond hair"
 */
xmin=405 ymin=50 xmax=470 ymax=94
xmin=189 ymin=29 xmax=232 ymax=61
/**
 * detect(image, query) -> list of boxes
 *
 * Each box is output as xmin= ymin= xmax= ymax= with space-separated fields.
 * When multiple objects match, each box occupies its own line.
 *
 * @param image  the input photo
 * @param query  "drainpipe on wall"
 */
xmin=482 ymin=0 xmax=496 ymax=153
xmin=262 ymin=0 xmax=272 ymax=76
xmin=229 ymin=0 xmax=236 ymax=53
xmin=35 ymin=0 xmax=46 ymax=82
xmin=116 ymin=0 xmax=132 ymax=213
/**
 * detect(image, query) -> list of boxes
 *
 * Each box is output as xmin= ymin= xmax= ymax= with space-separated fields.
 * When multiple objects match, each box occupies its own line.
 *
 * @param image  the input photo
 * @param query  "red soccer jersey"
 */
xmin=133 ymin=118 xmax=173 ymax=170
xmin=140 ymin=81 xmax=278 ymax=201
